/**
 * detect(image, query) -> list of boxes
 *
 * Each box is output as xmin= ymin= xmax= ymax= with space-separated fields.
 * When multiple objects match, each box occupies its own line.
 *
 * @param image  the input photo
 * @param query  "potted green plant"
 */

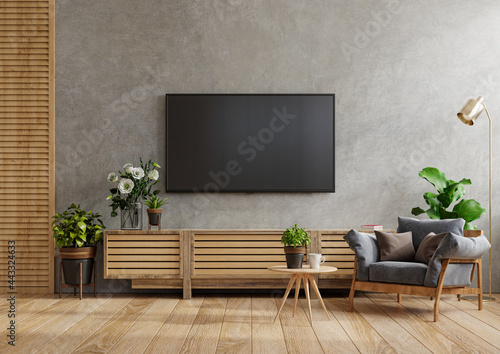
xmin=143 ymin=194 xmax=168 ymax=227
xmin=52 ymin=204 xmax=105 ymax=285
xmin=411 ymin=167 xmax=486 ymax=229
xmin=281 ymin=224 xmax=311 ymax=268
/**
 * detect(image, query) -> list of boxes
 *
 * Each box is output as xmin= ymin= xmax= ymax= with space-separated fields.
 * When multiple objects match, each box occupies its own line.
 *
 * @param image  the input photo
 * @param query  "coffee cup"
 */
xmin=308 ymin=253 xmax=325 ymax=269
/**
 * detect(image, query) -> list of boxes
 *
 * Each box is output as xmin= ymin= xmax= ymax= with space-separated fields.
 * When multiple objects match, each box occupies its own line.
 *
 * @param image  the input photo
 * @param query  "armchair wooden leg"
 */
xmin=348 ymin=280 xmax=356 ymax=312
xmin=477 ymin=259 xmax=483 ymax=311
xmin=348 ymin=261 xmax=358 ymax=312
xmin=397 ymin=294 xmax=402 ymax=303
xmin=434 ymin=259 xmax=450 ymax=322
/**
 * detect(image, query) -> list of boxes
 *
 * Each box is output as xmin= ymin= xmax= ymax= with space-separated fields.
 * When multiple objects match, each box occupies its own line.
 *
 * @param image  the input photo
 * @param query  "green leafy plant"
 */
xmin=52 ymin=204 xmax=105 ymax=248
xmin=411 ymin=167 xmax=486 ymax=230
xmin=143 ymin=194 xmax=168 ymax=209
xmin=281 ymin=224 xmax=311 ymax=247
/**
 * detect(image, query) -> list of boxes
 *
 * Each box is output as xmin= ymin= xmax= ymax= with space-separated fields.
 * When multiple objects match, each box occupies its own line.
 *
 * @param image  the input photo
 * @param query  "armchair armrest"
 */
xmin=343 ymin=229 xmax=379 ymax=281
xmin=424 ymin=232 xmax=490 ymax=287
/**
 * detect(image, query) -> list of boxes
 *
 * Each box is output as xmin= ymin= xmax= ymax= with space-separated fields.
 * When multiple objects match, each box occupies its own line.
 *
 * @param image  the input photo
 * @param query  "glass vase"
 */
xmin=120 ymin=202 xmax=143 ymax=230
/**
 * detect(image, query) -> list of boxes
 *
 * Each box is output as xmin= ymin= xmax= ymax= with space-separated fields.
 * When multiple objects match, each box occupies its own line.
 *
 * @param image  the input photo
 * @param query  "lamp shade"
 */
xmin=457 ymin=96 xmax=485 ymax=125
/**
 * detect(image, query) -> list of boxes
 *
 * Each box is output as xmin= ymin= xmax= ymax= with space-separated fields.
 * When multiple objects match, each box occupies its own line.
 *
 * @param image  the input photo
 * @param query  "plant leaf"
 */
xmin=423 ymin=192 xmax=441 ymax=209
xmin=411 ymin=207 xmax=426 ymax=216
xmin=425 ymin=209 xmax=440 ymax=220
xmin=458 ymin=178 xmax=472 ymax=185
xmin=437 ymin=182 xmax=466 ymax=208
xmin=418 ymin=167 xmax=449 ymax=194
xmin=453 ymin=199 xmax=486 ymax=223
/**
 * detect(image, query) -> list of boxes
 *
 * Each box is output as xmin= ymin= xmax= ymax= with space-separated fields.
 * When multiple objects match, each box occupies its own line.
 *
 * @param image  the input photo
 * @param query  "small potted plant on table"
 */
xmin=281 ymin=224 xmax=311 ymax=268
xmin=52 ymin=204 xmax=105 ymax=292
xmin=143 ymin=194 xmax=168 ymax=229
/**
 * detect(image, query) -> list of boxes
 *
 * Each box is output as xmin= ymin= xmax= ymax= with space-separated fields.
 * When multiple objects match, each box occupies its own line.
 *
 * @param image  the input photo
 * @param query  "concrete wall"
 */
xmin=55 ymin=0 xmax=500 ymax=292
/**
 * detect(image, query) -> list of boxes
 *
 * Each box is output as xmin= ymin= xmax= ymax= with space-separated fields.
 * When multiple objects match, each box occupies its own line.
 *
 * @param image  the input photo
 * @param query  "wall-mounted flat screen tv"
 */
xmin=166 ymin=94 xmax=335 ymax=192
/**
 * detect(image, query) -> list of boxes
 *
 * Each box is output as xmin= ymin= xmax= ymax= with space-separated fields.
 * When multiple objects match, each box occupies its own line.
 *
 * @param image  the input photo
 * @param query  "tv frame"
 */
xmin=165 ymin=93 xmax=335 ymax=193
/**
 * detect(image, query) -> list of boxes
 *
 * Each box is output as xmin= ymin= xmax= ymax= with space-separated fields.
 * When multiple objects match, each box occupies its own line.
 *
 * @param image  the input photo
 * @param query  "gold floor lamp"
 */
xmin=457 ymin=96 xmax=494 ymax=301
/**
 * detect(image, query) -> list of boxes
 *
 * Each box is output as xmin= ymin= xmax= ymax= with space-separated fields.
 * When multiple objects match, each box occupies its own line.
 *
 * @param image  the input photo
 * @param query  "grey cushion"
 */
xmin=415 ymin=232 xmax=447 ymax=264
xmin=343 ymin=229 xmax=379 ymax=281
xmin=375 ymin=230 xmax=415 ymax=261
xmin=369 ymin=261 xmax=427 ymax=285
xmin=398 ymin=217 xmax=465 ymax=250
xmin=424 ymin=233 xmax=491 ymax=287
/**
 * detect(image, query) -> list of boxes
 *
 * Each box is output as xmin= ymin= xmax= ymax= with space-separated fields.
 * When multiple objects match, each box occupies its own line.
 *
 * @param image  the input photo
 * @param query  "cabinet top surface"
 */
xmin=267 ymin=265 xmax=338 ymax=274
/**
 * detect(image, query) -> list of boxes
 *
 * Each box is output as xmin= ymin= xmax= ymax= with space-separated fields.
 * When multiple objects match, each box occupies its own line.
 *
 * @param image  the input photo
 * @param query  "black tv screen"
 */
xmin=166 ymin=94 xmax=335 ymax=192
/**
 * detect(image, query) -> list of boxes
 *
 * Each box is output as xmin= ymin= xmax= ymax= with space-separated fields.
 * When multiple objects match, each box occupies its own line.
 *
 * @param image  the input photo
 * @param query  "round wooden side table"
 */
xmin=268 ymin=265 xmax=337 ymax=324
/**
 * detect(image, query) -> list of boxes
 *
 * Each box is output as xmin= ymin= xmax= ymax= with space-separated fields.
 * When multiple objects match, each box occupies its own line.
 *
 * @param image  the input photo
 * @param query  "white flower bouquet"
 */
xmin=106 ymin=158 xmax=161 ymax=218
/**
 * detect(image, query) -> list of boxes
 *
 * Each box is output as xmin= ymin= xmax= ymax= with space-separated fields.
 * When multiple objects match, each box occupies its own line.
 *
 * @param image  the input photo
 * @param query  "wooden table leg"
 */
xmin=274 ymin=274 xmax=297 ymax=323
xmin=308 ymin=274 xmax=330 ymax=320
xmin=304 ymin=275 xmax=312 ymax=324
xmin=292 ymin=274 xmax=302 ymax=317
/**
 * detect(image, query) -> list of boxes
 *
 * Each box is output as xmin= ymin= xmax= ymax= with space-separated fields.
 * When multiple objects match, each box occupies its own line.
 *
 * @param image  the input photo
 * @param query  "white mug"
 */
xmin=308 ymin=253 xmax=326 ymax=269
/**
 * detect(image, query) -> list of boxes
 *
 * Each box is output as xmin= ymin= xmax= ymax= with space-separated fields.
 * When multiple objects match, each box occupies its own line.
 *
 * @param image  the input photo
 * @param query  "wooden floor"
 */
xmin=2 ymin=291 xmax=500 ymax=353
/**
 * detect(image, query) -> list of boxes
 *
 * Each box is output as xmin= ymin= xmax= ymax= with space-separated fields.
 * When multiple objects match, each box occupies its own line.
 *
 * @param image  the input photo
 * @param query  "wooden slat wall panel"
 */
xmin=193 ymin=231 xmax=289 ymax=278
xmin=104 ymin=231 xmax=182 ymax=279
xmin=0 ymin=0 xmax=54 ymax=293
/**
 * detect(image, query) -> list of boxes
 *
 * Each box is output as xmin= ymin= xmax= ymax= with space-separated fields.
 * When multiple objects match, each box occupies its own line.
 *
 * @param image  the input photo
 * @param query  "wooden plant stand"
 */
xmin=59 ymin=260 xmax=97 ymax=300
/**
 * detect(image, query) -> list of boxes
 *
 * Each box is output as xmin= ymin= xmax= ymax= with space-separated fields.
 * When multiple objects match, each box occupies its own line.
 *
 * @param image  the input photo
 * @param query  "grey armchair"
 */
xmin=344 ymin=217 xmax=491 ymax=322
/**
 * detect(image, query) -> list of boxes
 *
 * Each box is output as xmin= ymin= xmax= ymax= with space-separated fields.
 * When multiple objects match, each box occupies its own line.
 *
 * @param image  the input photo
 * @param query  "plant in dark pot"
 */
xmin=143 ymin=194 xmax=168 ymax=228
xmin=52 ymin=204 xmax=105 ymax=286
xmin=281 ymin=224 xmax=311 ymax=269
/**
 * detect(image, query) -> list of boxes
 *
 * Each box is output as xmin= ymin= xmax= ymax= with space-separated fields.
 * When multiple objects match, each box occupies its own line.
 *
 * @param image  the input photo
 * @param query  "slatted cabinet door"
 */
xmin=104 ymin=231 xmax=182 ymax=279
xmin=0 ymin=0 xmax=55 ymax=293
xmin=192 ymin=231 xmax=287 ymax=277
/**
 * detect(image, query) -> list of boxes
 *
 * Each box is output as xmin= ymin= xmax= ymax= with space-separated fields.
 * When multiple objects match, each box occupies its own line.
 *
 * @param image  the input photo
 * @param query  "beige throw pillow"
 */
xmin=375 ymin=231 xmax=415 ymax=262
xmin=415 ymin=232 xmax=448 ymax=264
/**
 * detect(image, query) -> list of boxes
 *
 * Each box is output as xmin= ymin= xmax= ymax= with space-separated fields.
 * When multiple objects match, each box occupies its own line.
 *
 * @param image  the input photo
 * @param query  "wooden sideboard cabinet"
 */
xmin=104 ymin=229 xmax=372 ymax=299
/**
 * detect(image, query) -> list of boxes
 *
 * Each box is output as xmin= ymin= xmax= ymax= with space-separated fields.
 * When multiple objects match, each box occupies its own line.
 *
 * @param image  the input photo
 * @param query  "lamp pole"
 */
xmin=483 ymin=102 xmax=493 ymax=301
xmin=457 ymin=96 xmax=494 ymax=301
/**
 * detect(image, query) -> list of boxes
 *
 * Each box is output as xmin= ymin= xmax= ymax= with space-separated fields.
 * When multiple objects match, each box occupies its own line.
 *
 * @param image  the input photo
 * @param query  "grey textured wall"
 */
xmin=55 ymin=0 xmax=500 ymax=293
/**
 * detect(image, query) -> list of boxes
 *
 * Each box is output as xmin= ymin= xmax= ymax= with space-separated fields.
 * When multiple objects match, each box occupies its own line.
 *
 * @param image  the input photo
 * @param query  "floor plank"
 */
xmin=108 ymin=296 xmax=180 ymax=354
xmin=275 ymin=297 xmax=324 ymax=353
xmin=365 ymin=293 xmax=465 ymax=353
xmin=0 ymin=294 xmax=77 ymax=352
xmin=442 ymin=296 xmax=500 ymax=330
xmin=325 ymin=297 xmax=396 ymax=353
xmin=37 ymin=295 xmax=134 ymax=354
xmin=179 ymin=296 xmax=227 ymax=353
xmin=354 ymin=295 xmax=431 ymax=353
xmin=216 ymin=296 xmax=252 ymax=354
xmin=411 ymin=295 xmax=500 ymax=351
xmin=72 ymin=295 xmax=158 ymax=353
xmin=306 ymin=296 xmax=359 ymax=353
xmin=144 ymin=297 xmax=204 ymax=354
xmin=483 ymin=297 xmax=500 ymax=316
xmin=251 ymin=296 xmax=287 ymax=354
xmin=13 ymin=294 xmax=113 ymax=353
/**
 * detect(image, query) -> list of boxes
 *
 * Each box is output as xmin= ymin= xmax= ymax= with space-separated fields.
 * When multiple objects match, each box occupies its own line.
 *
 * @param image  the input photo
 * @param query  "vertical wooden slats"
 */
xmin=0 ymin=0 xmax=54 ymax=293
xmin=104 ymin=231 xmax=182 ymax=279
